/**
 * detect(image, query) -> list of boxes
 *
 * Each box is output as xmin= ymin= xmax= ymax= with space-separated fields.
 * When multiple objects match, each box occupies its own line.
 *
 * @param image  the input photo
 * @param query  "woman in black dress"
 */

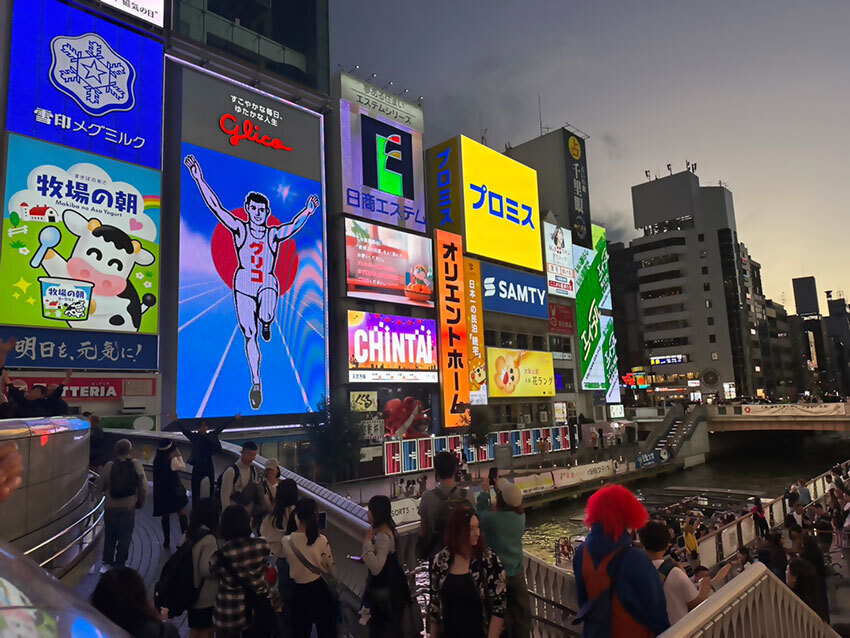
xmin=153 ymin=440 xmax=189 ymax=548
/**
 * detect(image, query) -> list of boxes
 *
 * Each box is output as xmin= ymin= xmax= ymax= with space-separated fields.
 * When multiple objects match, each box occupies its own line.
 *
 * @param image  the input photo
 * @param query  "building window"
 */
xmin=750 ymin=328 xmax=757 ymax=336
xmin=707 ymin=317 xmax=714 ymax=326
xmin=711 ymin=352 xmax=719 ymax=361
xmin=754 ymin=365 xmax=762 ymax=372
xmin=638 ymin=254 xmax=680 ymax=269
xmin=639 ymin=270 xmax=683 ymax=285
xmin=640 ymin=286 xmax=683 ymax=301
xmin=517 ymin=333 xmax=529 ymax=349
xmin=709 ymin=334 xmax=716 ymax=343
xmin=698 ymin=233 xmax=705 ymax=242
xmin=644 ymin=336 xmax=690 ymax=349
xmin=705 ymin=299 xmax=712 ymax=309
xmin=700 ymin=250 xmax=707 ymax=258
xmin=701 ymin=266 xmax=708 ymax=275
xmin=484 ymin=330 xmax=496 ymax=346
xmin=532 ymin=335 xmax=545 ymax=350
xmin=703 ymin=282 xmax=711 ymax=292
xmin=501 ymin=332 xmax=515 ymax=348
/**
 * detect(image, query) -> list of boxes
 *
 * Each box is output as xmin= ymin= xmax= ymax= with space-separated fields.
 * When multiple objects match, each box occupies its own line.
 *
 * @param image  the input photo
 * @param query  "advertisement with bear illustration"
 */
xmin=0 ymin=135 xmax=161 ymax=335
xmin=485 ymin=347 xmax=555 ymax=398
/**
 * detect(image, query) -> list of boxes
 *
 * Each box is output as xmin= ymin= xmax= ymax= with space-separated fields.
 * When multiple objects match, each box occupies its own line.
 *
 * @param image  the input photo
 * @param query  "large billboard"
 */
xmin=565 ymin=134 xmax=592 ymax=248
xmin=574 ymin=244 xmax=604 ymax=390
xmin=177 ymin=66 xmax=326 ymax=418
xmin=100 ymin=0 xmax=164 ymax=27
xmin=463 ymin=258 xmax=488 ymax=404
xmin=601 ymin=316 xmax=621 ymax=403
xmin=481 ymin=262 xmax=548 ymax=320
xmin=347 ymin=311 xmax=437 ymax=383
xmin=0 ymin=135 xmax=161 ymax=336
xmin=486 ymin=348 xmax=555 ymax=398
xmin=544 ymin=222 xmax=575 ymax=298
xmin=336 ymin=73 xmax=425 ymax=232
xmin=592 ymin=224 xmax=612 ymax=311
xmin=427 ymin=136 xmax=543 ymax=271
xmin=6 ymin=0 xmax=164 ymax=169
xmin=435 ymin=230 xmax=469 ymax=428
xmin=344 ymin=218 xmax=433 ymax=307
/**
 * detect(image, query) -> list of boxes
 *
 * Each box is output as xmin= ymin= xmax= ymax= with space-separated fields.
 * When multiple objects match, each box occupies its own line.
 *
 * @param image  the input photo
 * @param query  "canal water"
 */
xmin=522 ymin=433 xmax=850 ymax=561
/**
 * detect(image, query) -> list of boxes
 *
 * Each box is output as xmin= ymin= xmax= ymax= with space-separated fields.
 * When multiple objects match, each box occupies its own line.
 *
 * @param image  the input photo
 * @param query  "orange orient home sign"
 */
xmin=435 ymin=229 xmax=469 ymax=428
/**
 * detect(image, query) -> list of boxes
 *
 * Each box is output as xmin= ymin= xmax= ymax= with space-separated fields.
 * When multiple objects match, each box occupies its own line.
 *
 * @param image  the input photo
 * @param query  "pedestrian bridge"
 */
xmin=704 ymin=402 xmax=850 ymax=432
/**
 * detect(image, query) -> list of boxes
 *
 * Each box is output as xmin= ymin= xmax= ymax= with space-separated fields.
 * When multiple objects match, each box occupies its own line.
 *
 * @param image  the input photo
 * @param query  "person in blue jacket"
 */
xmin=573 ymin=484 xmax=669 ymax=637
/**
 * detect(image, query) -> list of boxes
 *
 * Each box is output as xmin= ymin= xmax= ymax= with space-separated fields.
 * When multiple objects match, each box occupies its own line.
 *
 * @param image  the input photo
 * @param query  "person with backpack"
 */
xmin=218 ymin=442 xmax=259 ymax=514
xmin=639 ymin=520 xmax=711 ymax=626
xmin=254 ymin=458 xmax=280 ymax=531
xmin=153 ymin=441 xmax=190 ymax=549
xmin=476 ymin=478 xmax=531 ymax=638
xmin=155 ymin=498 xmax=220 ymax=638
xmin=572 ymin=485 xmax=669 ymax=637
xmin=91 ymin=566 xmax=179 ymax=638
xmin=417 ymin=451 xmax=475 ymax=561
xmin=361 ymin=495 xmax=414 ymax=638
xmin=260 ymin=478 xmax=299 ymax=637
xmin=96 ymin=438 xmax=146 ymax=572
xmin=210 ymin=505 xmax=280 ymax=638
xmin=176 ymin=415 xmax=239 ymax=508
xmin=428 ymin=506 xmax=506 ymax=638
xmin=280 ymin=498 xmax=337 ymax=638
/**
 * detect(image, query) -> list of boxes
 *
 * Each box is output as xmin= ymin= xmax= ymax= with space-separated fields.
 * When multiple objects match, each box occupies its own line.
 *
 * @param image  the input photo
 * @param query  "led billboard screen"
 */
xmin=592 ymin=224 xmax=611 ymax=311
xmin=544 ymin=222 xmax=575 ymax=298
xmin=344 ymin=218 xmax=433 ymax=307
xmin=177 ymin=67 xmax=326 ymax=419
xmin=6 ymin=0 xmax=164 ymax=169
xmin=0 ymin=135 xmax=161 ymax=335
xmin=574 ymin=244 xmax=604 ymax=390
xmin=481 ymin=262 xmax=548 ymax=320
xmin=463 ymin=258 xmax=488 ymax=405
xmin=486 ymin=348 xmax=555 ymax=398
xmin=347 ymin=311 xmax=437 ymax=383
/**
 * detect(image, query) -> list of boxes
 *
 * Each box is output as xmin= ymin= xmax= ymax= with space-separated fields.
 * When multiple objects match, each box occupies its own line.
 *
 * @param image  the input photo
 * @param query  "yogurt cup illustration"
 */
xmin=38 ymin=277 xmax=94 ymax=321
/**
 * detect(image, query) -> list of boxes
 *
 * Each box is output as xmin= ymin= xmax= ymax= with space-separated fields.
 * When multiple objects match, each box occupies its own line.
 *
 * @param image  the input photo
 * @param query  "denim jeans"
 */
xmin=102 ymin=508 xmax=135 ymax=566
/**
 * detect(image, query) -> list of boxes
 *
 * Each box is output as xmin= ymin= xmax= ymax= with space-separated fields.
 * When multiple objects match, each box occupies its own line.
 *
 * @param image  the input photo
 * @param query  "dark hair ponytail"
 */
xmin=295 ymin=498 xmax=320 ymax=546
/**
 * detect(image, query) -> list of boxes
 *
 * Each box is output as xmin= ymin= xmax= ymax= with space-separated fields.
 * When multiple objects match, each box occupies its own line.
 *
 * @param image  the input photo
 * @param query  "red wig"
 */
xmin=444 ymin=505 xmax=485 ymax=558
xmin=585 ymin=484 xmax=648 ymax=538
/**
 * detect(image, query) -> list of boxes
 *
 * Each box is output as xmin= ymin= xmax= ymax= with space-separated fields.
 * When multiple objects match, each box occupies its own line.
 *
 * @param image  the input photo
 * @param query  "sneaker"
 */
xmin=261 ymin=321 xmax=271 ymax=342
xmin=99 ymin=563 xmax=111 ymax=574
xmin=250 ymin=383 xmax=263 ymax=409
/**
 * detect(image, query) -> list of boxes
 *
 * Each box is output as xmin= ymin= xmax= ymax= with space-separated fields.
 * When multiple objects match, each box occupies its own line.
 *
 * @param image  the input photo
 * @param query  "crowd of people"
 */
xmin=0 ymin=337 xmax=72 ymax=419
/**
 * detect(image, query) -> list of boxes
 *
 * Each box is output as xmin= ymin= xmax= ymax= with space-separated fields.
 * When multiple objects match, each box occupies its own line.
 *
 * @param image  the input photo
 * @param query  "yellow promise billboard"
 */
xmin=427 ymin=135 xmax=542 ymax=271
xmin=486 ymin=347 xmax=555 ymax=398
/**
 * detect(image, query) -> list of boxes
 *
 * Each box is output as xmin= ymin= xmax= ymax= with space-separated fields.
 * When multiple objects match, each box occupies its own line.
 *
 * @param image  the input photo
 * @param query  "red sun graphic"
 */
xmin=210 ymin=208 xmax=299 ymax=294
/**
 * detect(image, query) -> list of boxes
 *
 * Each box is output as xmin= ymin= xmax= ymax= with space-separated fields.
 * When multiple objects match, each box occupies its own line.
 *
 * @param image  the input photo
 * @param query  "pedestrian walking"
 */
xmin=797 ymin=480 xmax=812 ymax=506
xmin=97 ymin=438 xmax=146 ymax=571
xmin=254 ymin=458 xmax=280 ymax=531
xmin=153 ymin=440 xmax=189 ymax=549
xmin=361 ymin=495 xmax=414 ymax=638
xmin=476 ymin=478 xmax=531 ymax=638
xmin=573 ymin=484 xmax=669 ymax=637
xmin=218 ymin=441 xmax=259 ymax=514
xmin=750 ymin=497 xmax=770 ymax=538
xmin=210 ymin=506 xmax=279 ymax=638
xmin=281 ymin=498 xmax=338 ymax=638
xmin=428 ymin=506 xmax=506 ymax=638
xmin=260 ymin=478 xmax=299 ymax=637
xmin=178 ymin=416 xmax=238 ymax=508
xmin=92 ymin=567 xmax=179 ymax=638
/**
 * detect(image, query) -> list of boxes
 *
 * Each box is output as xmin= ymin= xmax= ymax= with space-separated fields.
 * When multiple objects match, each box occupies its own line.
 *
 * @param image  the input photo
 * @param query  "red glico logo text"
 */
xmin=219 ymin=114 xmax=293 ymax=152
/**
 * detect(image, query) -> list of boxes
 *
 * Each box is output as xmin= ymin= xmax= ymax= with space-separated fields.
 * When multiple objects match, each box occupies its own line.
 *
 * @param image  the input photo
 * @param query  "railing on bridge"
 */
xmin=659 ymin=562 xmax=839 ymax=637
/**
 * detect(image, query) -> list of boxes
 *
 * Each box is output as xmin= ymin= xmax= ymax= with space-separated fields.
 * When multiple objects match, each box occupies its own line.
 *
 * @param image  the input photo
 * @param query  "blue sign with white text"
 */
xmin=481 ymin=262 xmax=548 ymax=319
xmin=6 ymin=0 xmax=164 ymax=169
xmin=0 ymin=326 xmax=158 ymax=370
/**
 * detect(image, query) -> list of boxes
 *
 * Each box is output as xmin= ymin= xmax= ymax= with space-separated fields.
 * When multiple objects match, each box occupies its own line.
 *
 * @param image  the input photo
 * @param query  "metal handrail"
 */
xmin=37 ymin=509 xmax=105 ymax=568
xmin=23 ymin=493 xmax=105 ymax=557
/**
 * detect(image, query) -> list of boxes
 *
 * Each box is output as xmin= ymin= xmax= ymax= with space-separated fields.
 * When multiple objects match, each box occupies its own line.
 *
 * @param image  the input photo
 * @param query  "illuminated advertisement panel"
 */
xmin=177 ymin=66 xmax=326 ymax=418
xmin=100 ymin=0 xmax=164 ymax=27
xmin=6 ymin=0 xmax=164 ymax=169
xmin=592 ymin=224 xmax=611 ymax=310
xmin=427 ymin=136 xmax=542 ymax=271
xmin=544 ymin=222 xmax=575 ymax=298
xmin=565 ymin=134 xmax=592 ymax=248
xmin=574 ymin=244 xmax=605 ymax=390
xmin=486 ymin=347 xmax=555 ymax=398
xmin=337 ymin=73 xmax=425 ymax=232
xmin=463 ymin=258 xmax=488 ymax=404
xmin=480 ymin=262 xmax=548 ymax=320
xmin=344 ymin=218 xmax=433 ymax=307
xmin=602 ymin=316 xmax=621 ymax=403
xmin=548 ymin=303 xmax=574 ymax=335
xmin=0 ymin=135 xmax=161 ymax=338
xmin=347 ymin=311 xmax=437 ymax=383
xmin=436 ymin=230 xmax=469 ymax=428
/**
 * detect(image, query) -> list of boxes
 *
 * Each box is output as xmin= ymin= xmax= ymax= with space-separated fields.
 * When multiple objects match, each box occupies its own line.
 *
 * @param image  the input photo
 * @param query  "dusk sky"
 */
xmin=330 ymin=1 xmax=850 ymax=309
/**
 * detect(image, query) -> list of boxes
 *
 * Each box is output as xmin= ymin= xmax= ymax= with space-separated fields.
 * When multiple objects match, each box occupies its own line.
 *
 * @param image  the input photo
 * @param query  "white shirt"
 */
xmin=281 ymin=532 xmax=335 ymax=584
xmin=652 ymin=559 xmax=699 ymax=625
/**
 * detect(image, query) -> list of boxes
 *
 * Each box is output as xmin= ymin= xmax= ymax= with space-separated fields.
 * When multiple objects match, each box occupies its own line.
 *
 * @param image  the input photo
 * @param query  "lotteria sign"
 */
xmin=481 ymin=262 xmax=548 ymax=320
xmin=347 ymin=311 xmax=438 ymax=383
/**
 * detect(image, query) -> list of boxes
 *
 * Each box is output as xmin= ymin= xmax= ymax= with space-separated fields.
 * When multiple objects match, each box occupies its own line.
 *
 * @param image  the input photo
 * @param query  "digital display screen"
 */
xmin=347 ymin=311 xmax=438 ymax=383
xmin=544 ymin=222 xmax=575 ymax=298
xmin=486 ymin=347 xmax=555 ymax=398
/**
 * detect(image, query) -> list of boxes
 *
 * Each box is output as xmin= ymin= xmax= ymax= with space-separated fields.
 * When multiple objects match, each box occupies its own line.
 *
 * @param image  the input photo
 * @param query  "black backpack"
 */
xmin=215 ymin=463 xmax=256 ymax=504
xmin=109 ymin=458 xmax=139 ymax=499
xmin=417 ymin=486 xmax=471 ymax=560
xmin=155 ymin=532 xmax=211 ymax=618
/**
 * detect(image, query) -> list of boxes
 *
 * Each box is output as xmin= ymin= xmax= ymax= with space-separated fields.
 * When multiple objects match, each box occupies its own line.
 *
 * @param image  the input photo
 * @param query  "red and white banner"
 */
xmin=548 ymin=303 xmax=575 ymax=335
xmin=9 ymin=376 xmax=155 ymax=401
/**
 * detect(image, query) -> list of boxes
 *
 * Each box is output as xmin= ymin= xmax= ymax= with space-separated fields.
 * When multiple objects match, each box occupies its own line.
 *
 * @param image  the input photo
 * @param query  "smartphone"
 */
xmin=488 ymin=467 xmax=499 ymax=487
xmin=318 ymin=511 xmax=327 ymax=530
xmin=346 ymin=555 xmax=363 ymax=563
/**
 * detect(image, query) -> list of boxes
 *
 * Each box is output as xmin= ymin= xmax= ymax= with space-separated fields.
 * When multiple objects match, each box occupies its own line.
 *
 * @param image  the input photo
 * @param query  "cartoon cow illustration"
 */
xmin=33 ymin=209 xmax=156 ymax=331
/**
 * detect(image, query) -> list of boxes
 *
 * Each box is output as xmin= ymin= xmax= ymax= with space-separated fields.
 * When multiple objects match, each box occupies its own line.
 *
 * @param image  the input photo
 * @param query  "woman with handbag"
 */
xmin=152 ymin=441 xmax=189 ymax=549
xmin=362 ymin=495 xmax=414 ymax=638
xmin=281 ymin=498 xmax=337 ymax=638
xmin=211 ymin=506 xmax=280 ymax=638
xmin=260 ymin=478 xmax=299 ymax=637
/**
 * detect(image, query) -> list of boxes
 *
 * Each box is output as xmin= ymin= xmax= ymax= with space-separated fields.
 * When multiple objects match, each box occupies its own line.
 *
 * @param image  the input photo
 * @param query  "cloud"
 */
xmin=179 ymin=219 xmax=218 ymax=276
xmin=10 ymin=162 xmax=158 ymax=241
xmin=600 ymin=133 xmax=625 ymax=161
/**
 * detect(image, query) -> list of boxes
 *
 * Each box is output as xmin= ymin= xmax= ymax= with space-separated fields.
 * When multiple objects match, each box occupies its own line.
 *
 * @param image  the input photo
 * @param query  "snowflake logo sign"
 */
xmin=49 ymin=33 xmax=136 ymax=117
